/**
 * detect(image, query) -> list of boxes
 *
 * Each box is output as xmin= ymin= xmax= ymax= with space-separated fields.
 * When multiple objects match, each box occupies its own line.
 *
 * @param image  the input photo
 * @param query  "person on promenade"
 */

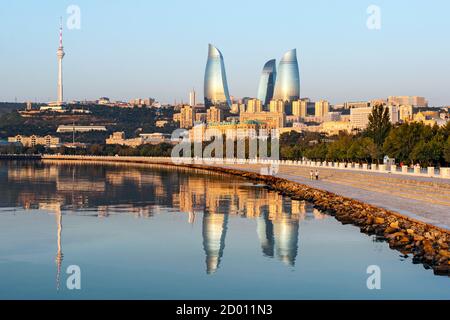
xmin=315 ymin=170 xmax=319 ymax=181
xmin=310 ymin=170 xmax=314 ymax=180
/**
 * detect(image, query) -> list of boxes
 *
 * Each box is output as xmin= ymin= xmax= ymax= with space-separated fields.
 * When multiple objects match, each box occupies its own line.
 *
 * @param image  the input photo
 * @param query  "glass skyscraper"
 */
xmin=257 ymin=59 xmax=277 ymax=106
xmin=273 ymin=49 xmax=300 ymax=102
xmin=204 ymin=44 xmax=231 ymax=108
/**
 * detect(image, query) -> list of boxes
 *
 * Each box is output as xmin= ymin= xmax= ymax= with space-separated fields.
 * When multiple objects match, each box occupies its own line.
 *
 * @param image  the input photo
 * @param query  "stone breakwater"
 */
xmin=173 ymin=163 xmax=450 ymax=277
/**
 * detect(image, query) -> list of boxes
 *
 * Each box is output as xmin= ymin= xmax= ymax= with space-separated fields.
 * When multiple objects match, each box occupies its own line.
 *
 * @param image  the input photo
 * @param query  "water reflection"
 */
xmin=203 ymin=213 xmax=229 ymax=274
xmin=1 ymin=161 xmax=328 ymax=275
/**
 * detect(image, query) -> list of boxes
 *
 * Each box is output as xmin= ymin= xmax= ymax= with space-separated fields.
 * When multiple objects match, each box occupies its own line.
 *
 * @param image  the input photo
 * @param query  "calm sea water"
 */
xmin=0 ymin=160 xmax=448 ymax=300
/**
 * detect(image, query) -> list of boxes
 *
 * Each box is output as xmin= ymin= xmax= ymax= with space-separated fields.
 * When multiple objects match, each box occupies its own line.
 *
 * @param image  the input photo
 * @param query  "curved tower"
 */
xmin=273 ymin=49 xmax=300 ymax=103
xmin=204 ymin=44 xmax=231 ymax=108
xmin=257 ymin=59 xmax=277 ymax=106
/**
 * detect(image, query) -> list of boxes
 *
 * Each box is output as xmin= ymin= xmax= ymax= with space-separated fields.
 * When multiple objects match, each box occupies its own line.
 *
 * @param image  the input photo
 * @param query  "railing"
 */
xmin=37 ymin=154 xmax=450 ymax=180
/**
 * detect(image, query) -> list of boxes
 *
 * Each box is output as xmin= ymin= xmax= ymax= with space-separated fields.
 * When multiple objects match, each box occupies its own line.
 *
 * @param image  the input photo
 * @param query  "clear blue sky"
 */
xmin=1 ymin=0 xmax=449 ymax=106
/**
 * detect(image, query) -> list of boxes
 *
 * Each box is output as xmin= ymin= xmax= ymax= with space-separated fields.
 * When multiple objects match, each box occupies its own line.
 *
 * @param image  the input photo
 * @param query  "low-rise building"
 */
xmin=155 ymin=120 xmax=169 ymax=128
xmin=399 ymin=105 xmax=413 ymax=122
xmin=106 ymin=132 xmax=143 ymax=147
xmin=8 ymin=135 xmax=60 ymax=148
xmin=321 ymin=121 xmax=353 ymax=135
xmin=57 ymin=125 xmax=107 ymax=133
xmin=412 ymin=111 xmax=447 ymax=127
xmin=344 ymin=101 xmax=370 ymax=109
xmin=97 ymin=97 xmax=111 ymax=105
xmin=40 ymin=105 xmax=65 ymax=113
xmin=140 ymin=133 xmax=173 ymax=144
xmin=189 ymin=122 xmax=260 ymax=142
xmin=240 ymin=111 xmax=285 ymax=129
xmin=388 ymin=96 xmax=428 ymax=107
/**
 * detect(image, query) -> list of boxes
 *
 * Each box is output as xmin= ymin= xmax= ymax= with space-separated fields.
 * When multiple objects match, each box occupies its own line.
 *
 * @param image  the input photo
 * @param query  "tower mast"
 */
xmin=56 ymin=17 xmax=65 ymax=105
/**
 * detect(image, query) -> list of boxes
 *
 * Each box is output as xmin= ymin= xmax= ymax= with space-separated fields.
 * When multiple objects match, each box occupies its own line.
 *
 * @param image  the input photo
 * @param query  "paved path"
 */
xmin=213 ymin=164 xmax=450 ymax=231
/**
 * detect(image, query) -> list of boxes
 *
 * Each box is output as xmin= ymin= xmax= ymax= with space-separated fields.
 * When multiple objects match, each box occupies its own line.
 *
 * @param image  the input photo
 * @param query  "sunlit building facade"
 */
xmin=246 ymin=98 xmax=263 ymax=113
xmin=204 ymin=44 xmax=232 ymax=108
xmin=273 ymin=49 xmax=300 ymax=103
xmin=257 ymin=59 xmax=277 ymax=106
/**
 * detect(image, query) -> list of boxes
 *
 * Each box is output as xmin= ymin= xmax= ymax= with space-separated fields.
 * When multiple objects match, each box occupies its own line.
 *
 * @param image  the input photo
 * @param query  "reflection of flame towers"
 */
xmin=257 ymin=210 xmax=300 ymax=266
xmin=202 ymin=213 xmax=229 ymax=274
xmin=273 ymin=216 xmax=299 ymax=266
xmin=256 ymin=212 xmax=274 ymax=257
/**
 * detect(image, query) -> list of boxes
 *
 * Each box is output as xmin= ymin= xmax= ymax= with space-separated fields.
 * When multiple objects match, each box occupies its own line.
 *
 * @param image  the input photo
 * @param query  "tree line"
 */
xmin=285 ymin=105 xmax=450 ymax=167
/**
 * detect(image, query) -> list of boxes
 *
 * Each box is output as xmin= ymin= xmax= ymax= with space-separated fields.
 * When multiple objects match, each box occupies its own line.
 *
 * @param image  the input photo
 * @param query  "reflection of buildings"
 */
xmin=40 ymin=201 xmax=64 ymax=290
xmin=55 ymin=210 xmax=63 ymax=291
xmin=273 ymin=216 xmax=299 ymax=266
xmin=202 ymin=213 xmax=229 ymax=274
xmin=257 ymin=212 xmax=274 ymax=257
xmin=5 ymin=162 xmax=329 ymax=275
xmin=176 ymin=175 xmax=327 ymax=271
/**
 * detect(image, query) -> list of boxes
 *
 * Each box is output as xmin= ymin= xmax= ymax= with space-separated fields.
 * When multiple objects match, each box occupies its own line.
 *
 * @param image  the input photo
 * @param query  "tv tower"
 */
xmin=56 ymin=18 xmax=65 ymax=105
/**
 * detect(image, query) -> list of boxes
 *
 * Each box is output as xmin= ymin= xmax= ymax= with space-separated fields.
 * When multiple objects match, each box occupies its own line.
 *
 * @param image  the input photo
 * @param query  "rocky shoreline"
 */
xmin=170 ymin=163 xmax=450 ymax=277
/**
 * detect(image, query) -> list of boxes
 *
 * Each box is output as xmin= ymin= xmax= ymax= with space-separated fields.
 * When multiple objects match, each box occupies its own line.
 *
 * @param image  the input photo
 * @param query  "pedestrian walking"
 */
xmin=310 ymin=170 xmax=314 ymax=180
xmin=315 ymin=170 xmax=319 ymax=181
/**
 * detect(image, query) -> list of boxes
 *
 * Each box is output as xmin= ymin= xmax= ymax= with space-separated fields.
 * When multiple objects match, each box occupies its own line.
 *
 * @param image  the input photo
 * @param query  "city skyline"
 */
xmin=1 ymin=1 xmax=450 ymax=106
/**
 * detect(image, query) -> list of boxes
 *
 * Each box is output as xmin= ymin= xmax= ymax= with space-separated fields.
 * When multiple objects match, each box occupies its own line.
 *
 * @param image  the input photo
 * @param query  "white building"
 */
xmin=350 ymin=106 xmax=399 ymax=130
xmin=189 ymin=90 xmax=196 ymax=107
xmin=57 ymin=125 xmax=107 ymax=133
xmin=350 ymin=107 xmax=373 ymax=130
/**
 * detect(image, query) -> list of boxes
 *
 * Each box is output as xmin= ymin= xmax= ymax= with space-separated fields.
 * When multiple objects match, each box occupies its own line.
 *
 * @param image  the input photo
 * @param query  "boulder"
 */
xmin=389 ymin=221 xmax=400 ymax=229
xmin=374 ymin=217 xmax=385 ymax=225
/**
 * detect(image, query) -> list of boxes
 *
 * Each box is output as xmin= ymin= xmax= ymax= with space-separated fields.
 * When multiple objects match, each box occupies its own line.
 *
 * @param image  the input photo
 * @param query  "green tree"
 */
xmin=383 ymin=122 xmax=433 ymax=164
xmin=326 ymin=134 xmax=353 ymax=161
xmin=366 ymin=104 xmax=392 ymax=149
xmin=444 ymin=137 xmax=450 ymax=164
xmin=304 ymin=143 xmax=328 ymax=161
xmin=347 ymin=137 xmax=378 ymax=163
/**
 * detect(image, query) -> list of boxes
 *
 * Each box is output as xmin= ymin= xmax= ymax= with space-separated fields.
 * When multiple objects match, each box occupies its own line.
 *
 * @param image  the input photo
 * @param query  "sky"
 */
xmin=0 ymin=0 xmax=449 ymax=106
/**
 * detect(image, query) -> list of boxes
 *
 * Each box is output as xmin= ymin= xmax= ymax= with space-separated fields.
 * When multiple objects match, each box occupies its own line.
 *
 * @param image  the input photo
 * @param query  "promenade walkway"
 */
xmin=215 ymin=163 xmax=450 ymax=231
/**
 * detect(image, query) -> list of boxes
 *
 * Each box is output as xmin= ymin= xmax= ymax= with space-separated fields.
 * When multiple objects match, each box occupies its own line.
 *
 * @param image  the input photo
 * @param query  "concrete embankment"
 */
xmin=40 ymin=155 xmax=450 ymax=276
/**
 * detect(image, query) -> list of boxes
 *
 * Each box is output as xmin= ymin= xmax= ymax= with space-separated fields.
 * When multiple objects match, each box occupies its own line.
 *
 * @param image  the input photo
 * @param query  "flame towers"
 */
xmin=273 ymin=49 xmax=300 ymax=103
xmin=257 ymin=59 xmax=277 ymax=106
xmin=204 ymin=44 xmax=231 ymax=108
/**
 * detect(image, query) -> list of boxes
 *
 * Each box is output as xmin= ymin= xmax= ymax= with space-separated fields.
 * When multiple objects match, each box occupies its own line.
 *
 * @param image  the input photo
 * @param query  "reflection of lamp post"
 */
xmin=188 ymin=212 xmax=196 ymax=224
xmin=55 ymin=211 xmax=63 ymax=291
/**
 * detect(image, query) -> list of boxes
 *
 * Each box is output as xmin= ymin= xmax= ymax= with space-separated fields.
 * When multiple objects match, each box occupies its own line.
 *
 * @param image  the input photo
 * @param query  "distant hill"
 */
xmin=0 ymin=103 xmax=25 ymax=115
